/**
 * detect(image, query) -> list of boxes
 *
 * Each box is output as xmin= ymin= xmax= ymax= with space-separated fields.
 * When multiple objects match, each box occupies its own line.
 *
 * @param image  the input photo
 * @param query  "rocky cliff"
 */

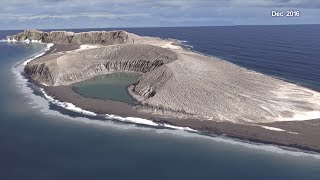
xmin=6 ymin=29 xmax=135 ymax=45
xmin=24 ymin=44 xmax=177 ymax=86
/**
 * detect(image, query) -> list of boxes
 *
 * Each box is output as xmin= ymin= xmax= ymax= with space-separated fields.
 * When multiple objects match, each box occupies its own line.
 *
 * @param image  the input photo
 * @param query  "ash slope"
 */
xmin=9 ymin=30 xmax=320 ymax=123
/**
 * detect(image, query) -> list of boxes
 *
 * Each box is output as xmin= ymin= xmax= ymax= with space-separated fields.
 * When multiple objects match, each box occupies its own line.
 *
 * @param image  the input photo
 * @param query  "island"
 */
xmin=7 ymin=30 xmax=320 ymax=152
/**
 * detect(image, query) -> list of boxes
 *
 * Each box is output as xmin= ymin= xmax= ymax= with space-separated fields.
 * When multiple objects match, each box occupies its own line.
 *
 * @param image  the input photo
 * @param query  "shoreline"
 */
xmin=8 ymin=39 xmax=320 ymax=155
xmin=37 ymin=72 xmax=320 ymax=154
xmin=34 ymin=83 xmax=320 ymax=154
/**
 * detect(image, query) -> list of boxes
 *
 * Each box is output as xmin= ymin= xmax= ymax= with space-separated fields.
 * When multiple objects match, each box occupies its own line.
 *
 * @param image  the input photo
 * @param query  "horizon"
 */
xmin=0 ymin=0 xmax=319 ymax=30
xmin=1 ymin=23 xmax=320 ymax=31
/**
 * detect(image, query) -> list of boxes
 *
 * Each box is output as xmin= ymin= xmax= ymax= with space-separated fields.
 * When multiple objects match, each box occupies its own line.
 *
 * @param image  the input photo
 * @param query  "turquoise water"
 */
xmin=73 ymin=72 xmax=141 ymax=103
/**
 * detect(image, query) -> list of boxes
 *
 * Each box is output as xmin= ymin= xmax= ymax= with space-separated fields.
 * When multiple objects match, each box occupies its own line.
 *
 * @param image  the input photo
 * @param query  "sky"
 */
xmin=0 ymin=0 xmax=319 ymax=30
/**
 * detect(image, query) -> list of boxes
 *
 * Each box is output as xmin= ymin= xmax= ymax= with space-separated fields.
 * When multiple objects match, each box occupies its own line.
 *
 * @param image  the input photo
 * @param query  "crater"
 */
xmin=72 ymin=72 xmax=142 ymax=104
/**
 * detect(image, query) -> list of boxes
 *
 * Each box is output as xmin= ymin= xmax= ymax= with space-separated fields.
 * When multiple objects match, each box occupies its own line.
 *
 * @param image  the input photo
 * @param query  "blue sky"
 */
xmin=0 ymin=0 xmax=319 ymax=30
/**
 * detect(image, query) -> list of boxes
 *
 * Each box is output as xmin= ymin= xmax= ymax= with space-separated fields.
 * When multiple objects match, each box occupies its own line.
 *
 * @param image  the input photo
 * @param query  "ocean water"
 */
xmin=0 ymin=25 xmax=320 ymax=180
xmin=73 ymin=72 xmax=141 ymax=103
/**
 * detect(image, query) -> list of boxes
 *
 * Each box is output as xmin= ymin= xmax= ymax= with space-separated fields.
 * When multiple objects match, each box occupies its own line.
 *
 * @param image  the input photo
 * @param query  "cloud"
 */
xmin=42 ymin=0 xmax=320 ymax=9
xmin=0 ymin=0 xmax=319 ymax=29
xmin=232 ymin=0 xmax=320 ymax=8
xmin=0 ymin=13 xmax=149 ymax=20
xmin=2 ymin=0 xmax=320 ymax=9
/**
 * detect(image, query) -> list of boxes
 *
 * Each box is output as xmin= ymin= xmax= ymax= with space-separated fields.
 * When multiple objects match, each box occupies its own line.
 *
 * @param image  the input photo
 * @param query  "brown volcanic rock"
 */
xmin=24 ymin=44 xmax=177 ymax=86
xmin=6 ymin=29 xmax=135 ymax=45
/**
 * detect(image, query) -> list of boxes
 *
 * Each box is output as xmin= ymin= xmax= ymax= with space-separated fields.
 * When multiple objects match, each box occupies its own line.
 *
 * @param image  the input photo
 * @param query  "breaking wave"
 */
xmin=177 ymin=40 xmax=194 ymax=49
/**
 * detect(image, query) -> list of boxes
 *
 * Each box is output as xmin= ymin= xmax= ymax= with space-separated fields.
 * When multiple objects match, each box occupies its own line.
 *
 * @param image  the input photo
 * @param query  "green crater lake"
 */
xmin=73 ymin=72 xmax=142 ymax=103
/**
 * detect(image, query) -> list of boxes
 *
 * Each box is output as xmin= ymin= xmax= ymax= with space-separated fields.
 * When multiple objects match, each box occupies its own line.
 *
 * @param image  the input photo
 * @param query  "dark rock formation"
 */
xmin=6 ymin=29 xmax=135 ymax=45
xmin=25 ymin=63 xmax=54 ymax=85
xmin=24 ymin=44 xmax=177 ymax=86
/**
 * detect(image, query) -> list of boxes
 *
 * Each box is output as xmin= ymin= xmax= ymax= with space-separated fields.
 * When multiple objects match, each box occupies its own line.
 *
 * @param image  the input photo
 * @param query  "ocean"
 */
xmin=0 ymin=25 xmax=320 ymax=180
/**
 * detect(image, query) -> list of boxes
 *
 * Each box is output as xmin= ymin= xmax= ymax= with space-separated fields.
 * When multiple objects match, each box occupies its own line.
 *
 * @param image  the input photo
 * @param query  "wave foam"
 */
xmin=3 ymin=38 xmax=44 ymax=44
xmin=6 ymin=38 xmax=17 ymax=42
xmin=23 ymin=43 xmax=54 ymax=65
xmin=105 ymin=114 xmax=196 ymax=131
xmin=177 ymin=40 xmax=194 ymax=49
xmin=40 ymin=88 xmax=97 ymax=116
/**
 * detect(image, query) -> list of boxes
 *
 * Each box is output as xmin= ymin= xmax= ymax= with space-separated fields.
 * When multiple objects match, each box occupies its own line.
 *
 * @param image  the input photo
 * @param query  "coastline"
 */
xmin=8 ymin=39 xmax=320 ymax=155
xmin=36 ymin=83 xmax=320 ymax=154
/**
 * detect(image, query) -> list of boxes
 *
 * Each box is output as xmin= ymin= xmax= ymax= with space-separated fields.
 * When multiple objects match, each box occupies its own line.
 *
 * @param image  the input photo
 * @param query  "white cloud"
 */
xmin=0 ymin=0 xmax=319 ymax=29
xmin=0 ymin=13 xmax=149 ymax=20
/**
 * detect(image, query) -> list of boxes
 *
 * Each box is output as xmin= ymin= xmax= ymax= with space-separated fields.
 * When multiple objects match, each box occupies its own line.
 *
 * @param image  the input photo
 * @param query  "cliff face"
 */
xmin=24 ymin=44 xmax=177 ymax=86
xmin=25 ymin=63 xmax=54 ymax=85
xmin=6 ymin=30 xmax=135 ymax=45
xmin=130 ymin=65 xmax=173 ymax=100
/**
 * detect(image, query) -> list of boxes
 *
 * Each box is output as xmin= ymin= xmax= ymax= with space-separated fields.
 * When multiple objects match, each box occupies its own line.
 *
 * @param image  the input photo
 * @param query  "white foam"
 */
xmin=6 ymin=38 xmax=17 ymax=42
xmin=178 ymin=40 xmax=188 ymax=43
xmin=40 ymin=88 xmax=97 ymax=116
xmin=162 ymin=124 xmax=197 ymax=132
xmin=1 ymin=37 xmax=53 ymax=66
xmin=177 ymin=40 xmax=194 ymax=49
xmin=3 ymin=37 xmax=44 ymax=44
xmin=261 ymin=126 xmax=285 ymax=131
xmin=104 ymin=114 xmax=197 ymax=132
xmin=23 ymin=43 xmax=54 ymax=65
xmin=105 ymin=114 xmax=158 ymax=126
xmin=31 ymin=39 xmax=42 ymax=43
xmin=24 ymin=39 xmax=30 ymax=44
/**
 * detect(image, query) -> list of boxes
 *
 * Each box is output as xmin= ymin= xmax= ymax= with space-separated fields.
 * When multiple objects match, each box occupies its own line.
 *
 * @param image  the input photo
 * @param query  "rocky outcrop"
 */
xmin=130 ymin=65 xmax=173 ymax=100
xmin=6 ymin=29 xmax=135 ymax=45
xmin=24 ymin=44 xmax=177 ymax=86
xmin=25 ymin=63 xmax=55 ymax=85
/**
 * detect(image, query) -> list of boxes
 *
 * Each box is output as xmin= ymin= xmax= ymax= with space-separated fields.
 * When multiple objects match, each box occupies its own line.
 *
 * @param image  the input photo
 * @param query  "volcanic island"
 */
xmin=7 ymin=30 xmax=320 ymax=152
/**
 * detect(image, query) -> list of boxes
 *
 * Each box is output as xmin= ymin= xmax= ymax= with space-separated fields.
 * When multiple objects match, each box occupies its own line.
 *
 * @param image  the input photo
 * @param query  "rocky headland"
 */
xmin=7 ymin=30 xmax=320 ymax=152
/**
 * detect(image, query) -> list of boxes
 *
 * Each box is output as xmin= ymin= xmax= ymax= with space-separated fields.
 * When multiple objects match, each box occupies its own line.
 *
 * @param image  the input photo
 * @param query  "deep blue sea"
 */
xmin=0 ymin=25 xmax=320 ymax=180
